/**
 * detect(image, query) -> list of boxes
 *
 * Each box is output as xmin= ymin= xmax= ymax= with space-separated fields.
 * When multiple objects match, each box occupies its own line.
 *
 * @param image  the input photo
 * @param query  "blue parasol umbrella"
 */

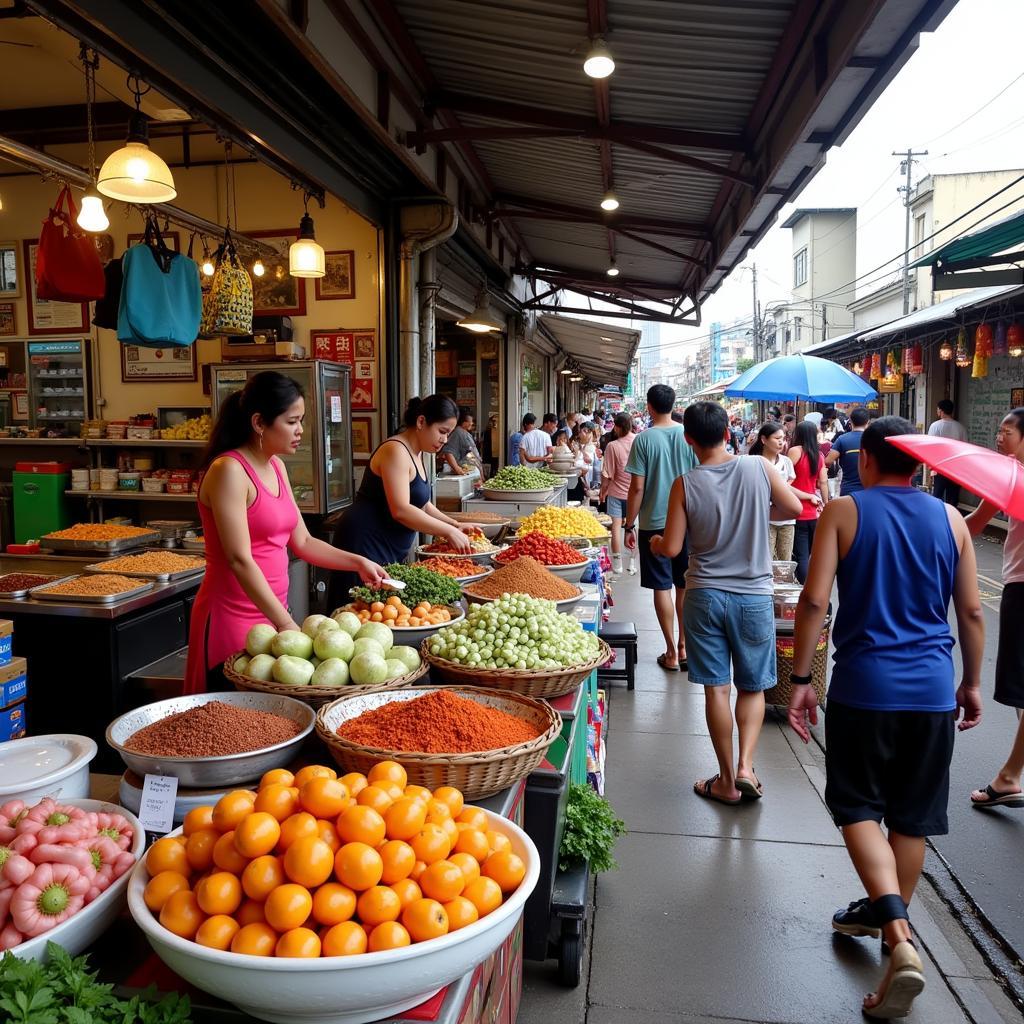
xmin=723 ymin=353 xmax=876 ymax=403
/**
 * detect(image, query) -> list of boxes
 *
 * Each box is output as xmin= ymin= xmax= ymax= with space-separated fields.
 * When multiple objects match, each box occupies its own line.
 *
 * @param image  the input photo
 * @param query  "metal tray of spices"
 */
xmin=82 ymin=560 xmax=206 ymax=583
xmin=0 ymin=573 xmax=76 ymax=599
xmin=41 ymin=531 xmax=162 ymax=553
xmin=28 ymin=576 xmax=156 ymax=604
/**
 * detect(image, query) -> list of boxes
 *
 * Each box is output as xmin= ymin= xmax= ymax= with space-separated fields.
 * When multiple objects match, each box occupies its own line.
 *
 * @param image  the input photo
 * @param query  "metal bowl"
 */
xmin=106 ymin=691 xmax=315 ymax=787
xmin=415 ymin=543 xmax=496 ymax=565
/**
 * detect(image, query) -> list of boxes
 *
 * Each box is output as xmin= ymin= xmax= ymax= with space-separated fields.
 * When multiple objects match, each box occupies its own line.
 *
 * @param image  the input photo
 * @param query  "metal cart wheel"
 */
xmin=557 ymin=915 xmax=586 ymax=988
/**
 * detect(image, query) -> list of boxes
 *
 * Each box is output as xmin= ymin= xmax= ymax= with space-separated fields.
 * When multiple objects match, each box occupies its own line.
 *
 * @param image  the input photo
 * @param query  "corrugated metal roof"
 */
xmin=538 ymin=313 xmax=640 ymax=388
xmin=859 ymin=285 xmax=1024 ymax=342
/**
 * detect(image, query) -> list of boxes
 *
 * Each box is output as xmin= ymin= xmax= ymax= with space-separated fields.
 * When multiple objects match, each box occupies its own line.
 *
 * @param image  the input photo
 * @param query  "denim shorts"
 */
xmin=605 ymin=495 xmax=627 ymax=518
xmin=682 ymin=588 xmax=776 ymax=690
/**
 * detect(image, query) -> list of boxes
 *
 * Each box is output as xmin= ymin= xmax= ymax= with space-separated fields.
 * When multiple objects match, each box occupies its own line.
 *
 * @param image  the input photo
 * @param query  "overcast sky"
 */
xmin=649 ymin=0 xmax=1024 ymax=363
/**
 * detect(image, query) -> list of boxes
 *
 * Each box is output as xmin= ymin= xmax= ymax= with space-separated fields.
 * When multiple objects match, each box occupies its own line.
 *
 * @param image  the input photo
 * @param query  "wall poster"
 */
xmin=24 ymin=241 xmax=89 ymax=336
xmin=121 ymin=343 xmax=198 ymax=382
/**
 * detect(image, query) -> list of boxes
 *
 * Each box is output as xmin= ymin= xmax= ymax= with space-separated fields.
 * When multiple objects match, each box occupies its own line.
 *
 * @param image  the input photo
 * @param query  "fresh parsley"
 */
xmin=558 ymin=783 xmax=626 ymax=874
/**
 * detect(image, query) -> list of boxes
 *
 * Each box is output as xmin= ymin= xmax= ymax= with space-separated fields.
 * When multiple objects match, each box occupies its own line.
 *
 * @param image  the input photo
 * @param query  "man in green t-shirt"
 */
xmin=625 ymin=384 xmax=698 ymax=672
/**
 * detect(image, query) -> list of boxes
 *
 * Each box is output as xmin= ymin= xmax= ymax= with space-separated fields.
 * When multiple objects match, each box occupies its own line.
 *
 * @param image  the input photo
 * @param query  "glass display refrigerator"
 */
xmin=27 ymin=339 xmax=90 ymax=435
xmin=210 ymin=360 xmax=353 ymax=515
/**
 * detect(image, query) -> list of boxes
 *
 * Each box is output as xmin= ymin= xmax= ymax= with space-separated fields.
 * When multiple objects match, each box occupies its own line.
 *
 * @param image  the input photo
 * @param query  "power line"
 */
xmin=924 ymin=71 xmax=1024 ymax=146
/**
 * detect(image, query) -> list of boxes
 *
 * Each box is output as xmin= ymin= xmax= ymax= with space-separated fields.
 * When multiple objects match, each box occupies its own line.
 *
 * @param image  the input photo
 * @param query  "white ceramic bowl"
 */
xmin=128 ymin=807 xmax=539 ymax=1024
xmin=338 ymin=604 xmax=467 ymax=653
xmin=10 ymin=798 xmax=144 ymax=962
xmin=491 ymin=551 xmax=590 ymax=585
xmin=0 ymin=734 xmax=97 ymax=804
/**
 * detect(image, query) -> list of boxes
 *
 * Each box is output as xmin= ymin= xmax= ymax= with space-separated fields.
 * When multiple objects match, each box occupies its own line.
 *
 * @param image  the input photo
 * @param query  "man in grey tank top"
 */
xmin=652 ymin=403 xmax=802 ymax=805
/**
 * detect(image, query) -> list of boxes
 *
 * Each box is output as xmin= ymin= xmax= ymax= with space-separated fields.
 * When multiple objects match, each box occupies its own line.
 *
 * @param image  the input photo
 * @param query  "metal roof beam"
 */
xmin=488 ymin=207 xmax=709 ymax=241
xmin=493 ymin=193 xmax=709 ymax=237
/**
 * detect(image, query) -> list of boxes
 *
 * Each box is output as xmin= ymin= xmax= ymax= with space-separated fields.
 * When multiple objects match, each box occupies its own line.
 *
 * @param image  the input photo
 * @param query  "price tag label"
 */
xmin=139 ymin=774 xmax=178 ymax=834
xmin=330 ymin=395 xmax=342 ymax=423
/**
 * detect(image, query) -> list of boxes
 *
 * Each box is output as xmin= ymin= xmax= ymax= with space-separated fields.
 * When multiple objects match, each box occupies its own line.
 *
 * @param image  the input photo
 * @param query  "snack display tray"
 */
xmin=0 ymin=574 xmax=75 ymax=599
xmin=83 ymin=561 xmax=206 ymax=583
xmin=41 ymin=531 xmax=162 ymax=553
xmin=29 ymin=577 xmax=156 ymax=604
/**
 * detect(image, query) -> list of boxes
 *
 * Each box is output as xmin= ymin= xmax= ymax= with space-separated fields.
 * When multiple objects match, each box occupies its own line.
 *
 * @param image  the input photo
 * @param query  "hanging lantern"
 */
xmin=972 ymin=349 xmax=989 ymax=378
xmin=993 ymin=321 xmax=1008 ymax=357
xmin=955 ymin=328 xmax=971 ymax=367
xmin=884 ymin=350 xmax=898 ymax=379
xmin=852 ymin=360 xmax=864 ymax=376
xmin=909 ymin=343 xmax=923 ymax=374
xmin=1008 ymin=323 xmax=1024 ymax=358
xmin=975 ymin=323 xmax=993 ymax=358
xmin=902 ymin=346 xmax=912 ymax=373
xmin=870 ymin=353 xmax=882 ymax=380
xmin=939 ymin=338 xmax=953 ymax=360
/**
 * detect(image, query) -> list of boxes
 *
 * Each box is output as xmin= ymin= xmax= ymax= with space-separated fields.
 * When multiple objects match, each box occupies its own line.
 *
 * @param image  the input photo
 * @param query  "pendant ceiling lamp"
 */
xmin=600 ymin=191 xmax=619 ymax=212
xmin=457 ymin=289 xmax=504 ymax=333
xmin=606 ymin=260 xmax=619 ymax=277
xmin=98 ymin=74 xmax=176 ymax=203
xmin=938 ymin=338 xmax=953 ymax=360
xmin=289 ymin=192 xmax=325 ymax=278
xmin=583 ymin=39 xmax=615 ymax=79
xmin=76 ymin=46 xmax=109 ymax=233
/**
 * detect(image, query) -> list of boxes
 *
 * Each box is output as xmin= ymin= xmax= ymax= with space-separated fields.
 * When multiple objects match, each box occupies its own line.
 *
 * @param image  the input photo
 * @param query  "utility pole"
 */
xmin=750 ymin=263 xmax=760 ymax=362
xmin=894 ymin=148 xmax=927 ymax=315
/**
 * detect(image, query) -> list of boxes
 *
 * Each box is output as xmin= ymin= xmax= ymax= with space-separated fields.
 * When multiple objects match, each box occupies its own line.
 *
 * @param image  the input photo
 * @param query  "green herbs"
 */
xmin=350 ymin=562 xmax=462 ymax=609
xmin=486 ymin=466 xmax=557 ymax=491
xmin=558 ymin=783 xmax=626 ymax=874
xmin=0 ymin=942 xmax=191 ymax=1024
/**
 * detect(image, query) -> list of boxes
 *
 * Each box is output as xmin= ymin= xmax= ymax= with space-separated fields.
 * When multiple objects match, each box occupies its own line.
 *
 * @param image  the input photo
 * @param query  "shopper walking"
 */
xmin=519 ymin=413 xmax=553 ymax=465
xmin=748 ymin=422 xmax=796 ymax=561
xmin=928 ymin=399 xmax=968 ymax=505
xmin=788 ymin=420 xmax=828 ymax=583
xmin=624 ymin=385 xmax=698 ymax=671
xmin=788 ymin=416 xmax=983 ymax=1020
xmin=651 ymin=402 xmax=802 ymax=803
xmin=966 ymin=407 xmax=1024 ymax=808
xmin=508 ymin=417 xmax=526 ymax=466
xmin=599 ymin=413 xmax=636 ymax=574
xmin=825 ymin=406 xmax=869 ymax=495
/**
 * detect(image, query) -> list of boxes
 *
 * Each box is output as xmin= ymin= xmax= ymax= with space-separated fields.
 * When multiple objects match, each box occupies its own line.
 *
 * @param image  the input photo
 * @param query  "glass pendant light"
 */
xmin=458 ymin=289 xmax=504 ymax=333
xmin=938 ymin=339 xmax=953 ymax=361
xmin=289 ymin=193 xmax=325 ymax=278
xmin=606 ymin=260 xmax=619 ymax=277
xmin=252 ymin=259 xmax=266 ymax=278
xmin=600 ymin=191 xmax=619 ymax=212
xmin=584 ymin=39 xmax=615 ymax=79
xmin=76 ymin=47 xmax=109 ymax=233
xmin=98 ymin=74 xmax=176 ymax=203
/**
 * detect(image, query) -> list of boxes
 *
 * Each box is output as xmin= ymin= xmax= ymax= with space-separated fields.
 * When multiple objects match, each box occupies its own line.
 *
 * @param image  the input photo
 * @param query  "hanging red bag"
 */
xmin=35 ymin=186 xmax=105 ymax=303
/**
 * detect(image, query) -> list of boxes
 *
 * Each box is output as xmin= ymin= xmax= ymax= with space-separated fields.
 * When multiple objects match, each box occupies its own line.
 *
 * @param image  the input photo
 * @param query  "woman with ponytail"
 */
xmin=327 ymin=394 xmax=474 ymax=609
xmin=184 ymin=371 xmax=385 ymax=694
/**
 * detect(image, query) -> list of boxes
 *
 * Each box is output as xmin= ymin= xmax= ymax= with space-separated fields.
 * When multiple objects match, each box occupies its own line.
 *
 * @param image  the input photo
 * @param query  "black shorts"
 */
xmin=995 ymin=582 xmax=1024 ymax=708
xmin=637 ymin=530 xmax=688 ymax=591
xmin=824 ymin=699 xmax=955 ymax=837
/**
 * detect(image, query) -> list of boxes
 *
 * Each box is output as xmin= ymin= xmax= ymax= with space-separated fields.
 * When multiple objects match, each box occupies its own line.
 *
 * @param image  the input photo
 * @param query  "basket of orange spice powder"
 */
xmin=315 ymin=686 xmax=562 ymax=798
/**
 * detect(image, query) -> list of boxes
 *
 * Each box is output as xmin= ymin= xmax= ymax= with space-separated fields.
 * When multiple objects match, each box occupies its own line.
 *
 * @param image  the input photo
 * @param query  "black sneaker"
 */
xmin=832 ymin=898 xmax=882 ymax=939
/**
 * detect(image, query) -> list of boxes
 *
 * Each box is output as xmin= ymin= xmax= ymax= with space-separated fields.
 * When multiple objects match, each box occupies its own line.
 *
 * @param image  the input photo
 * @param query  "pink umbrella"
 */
xmin=886 ymin=434 xmax=1024 ymax=519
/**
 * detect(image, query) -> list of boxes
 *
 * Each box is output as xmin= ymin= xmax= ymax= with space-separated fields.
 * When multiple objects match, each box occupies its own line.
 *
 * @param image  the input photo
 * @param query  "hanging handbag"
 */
xmin=117 ymin=217 xmax=201 ymax=348
xmin=91 ymin=255 xmax=124 ymax=330
xmin=200 ymin=229 xmax=253 ymax=336
xmin=35 ymin=185 xmax=106 ymax=303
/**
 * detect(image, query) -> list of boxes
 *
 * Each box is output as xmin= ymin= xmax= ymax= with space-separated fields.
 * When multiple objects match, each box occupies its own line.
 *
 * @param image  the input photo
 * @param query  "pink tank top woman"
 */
xmin=792 ymin=451 xmax=822 ymax=522
xmin=184 ymin=451 xmax=298 ymax=694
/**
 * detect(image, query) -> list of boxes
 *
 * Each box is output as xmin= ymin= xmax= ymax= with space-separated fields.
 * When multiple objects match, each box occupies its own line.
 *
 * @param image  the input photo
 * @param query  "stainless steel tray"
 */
xmin=0 ymin=574 xmax=76 ymax=599
xmin=180 ymin=537 xmax=205 ymax=551
xmin=42 ymin=531 xmax=162 ymax=553
xmin=83 ymin=560 xmax=205 ymax=582
xmin=29 ymin=576 xmax=156 ymax=603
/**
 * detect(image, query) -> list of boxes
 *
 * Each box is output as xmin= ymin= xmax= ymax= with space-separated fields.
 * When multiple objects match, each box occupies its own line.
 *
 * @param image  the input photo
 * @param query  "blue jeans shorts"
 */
xmin=683 ymin=588 xmax=776 ymax=691
xmin=605 ymin=495 xmax=627 ymax=518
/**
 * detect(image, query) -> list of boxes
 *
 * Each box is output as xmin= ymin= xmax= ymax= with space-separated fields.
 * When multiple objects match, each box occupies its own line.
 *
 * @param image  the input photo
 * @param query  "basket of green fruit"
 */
xmin=422 ymin=593 xmax=611 ymax=699
xmin=481 ymin=465 xmax=558 ymax=502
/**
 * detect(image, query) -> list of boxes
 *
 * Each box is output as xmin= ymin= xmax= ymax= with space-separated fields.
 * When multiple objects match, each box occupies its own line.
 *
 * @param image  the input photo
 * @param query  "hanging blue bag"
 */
xmin=118 ymin=218 xmax=201 ymax=348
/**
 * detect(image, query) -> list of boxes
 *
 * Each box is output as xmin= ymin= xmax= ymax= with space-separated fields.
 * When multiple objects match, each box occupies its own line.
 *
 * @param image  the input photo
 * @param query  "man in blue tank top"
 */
xmin=788 ymin=416 xmax=984 ymax=1019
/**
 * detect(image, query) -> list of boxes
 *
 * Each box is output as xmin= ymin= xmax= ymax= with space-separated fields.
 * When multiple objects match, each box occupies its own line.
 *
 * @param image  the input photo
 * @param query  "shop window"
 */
xmin=794 ymin=247 xmax=808 ymax=287
xmin=914 ymin=213 xmax=926 ymax=258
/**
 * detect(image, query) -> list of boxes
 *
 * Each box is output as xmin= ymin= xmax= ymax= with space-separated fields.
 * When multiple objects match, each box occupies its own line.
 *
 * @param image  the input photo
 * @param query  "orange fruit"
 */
xmin=300 ymin=776 xmax=349 ymax=819
xmin=337 ymin=804 xmax=386 ymax=847
xmin=334 ymin=842 xmax=383 ymax=891
xmin=146 ymin=836 xmax=189 ymax=876
xmin=277 ymin=812 xmax=319 ymax=852
xmin=384 ymin=798 xmax=427 ymax=841
xmin=158 ymin=890 xmax=205 ymax=939
xmin=486 ymin=830 xmax=512 ymax=855
xmin=292 ymin=764 xmax=336 ymax=789
xmin=143 ymin=870 xmax=190 ymax=913
xmin=368 ymin=921 xmax=411 ymax=951
xmin=234 ymin=812 xmax=282 ymax=859
xmin=410 ymin=824 xmax=451 ymax=865
xmin=212 ymin=790 xmax=256 ymax=832
xmin=236 ymin=898 xmax=266 ymax=927
xmin=380 ymin=781 xmax=406 ymax=803
xmin=196 ymin=871 xmax=243 ymax=916
xmin=195 ymin=914 xmax=240 ymax=951
xmin=419 ymin=860 xmax=465 ymax=903
xmin=449 ymin=852 xmax=481 ymax=885
xmin=264 ymin=883 xmax=313 ymax=932
xmin=410 ymin=860 xmax=427 ymax=882
xmin=182 ymin=805 xmax=215 ymax=836
xmin=340 ymin=772 xmax=368 ymax=797
xmin=260 ymin=767 xmax=295 ymax=789
xmin=322 ymin=920 xmax=368 ymax=957
xmin=231 ymin=922 xmax=277 ymax=956
xmin=316 ymin=818 xmax=341 ymax=853
xmin=379 ymin=840 xmax=416 ymax=884
xmin=463 ymin=877 xmax=502 ymax=916
xmin=404 ymin=785 xmax=432 ymax=804
xmin=312 ymin=882 xmax=356 ymax=926
xmin=433 ymin=787 xmax=464 ymax=818
xmin=356 ymin=786 xmax=394 ymax=814
xmin=440 ymin=818 xmax=459 ymax=844
xmin=482 ymin=850 xmax=526 ymax=893
xmin=254 ymin=783 xmax=300 ymax=822
xmin=402 ymin=898 xmax=449 ymax=942
xmin=443 ymin=895 xmax=479 ymax=932
xmin=457 ymin=807 xmax=487 ymax=831
xmin=368 ymin=760 xmax=407 ymax=788
xmin=389 ymin=878 xmax=422 ymax=910
xmin=212 ymin=831 xmax=250 ymax=874
xmin=276 ymin=927 xmax=321 ymax=958
xmin=283 ymin=835 xmax=334 ymax=888
xmin=453 ymin=828 xmax=489 ymax=863
xmin=185 ymin=828 xmax=219 ymax=872
xmin=242 ymin=855 xmax=286 ymax=901
xmin=424 ymin=800 xmax=452 ymax=828
xmin=357 ymin=885 xmax=402 ymax=926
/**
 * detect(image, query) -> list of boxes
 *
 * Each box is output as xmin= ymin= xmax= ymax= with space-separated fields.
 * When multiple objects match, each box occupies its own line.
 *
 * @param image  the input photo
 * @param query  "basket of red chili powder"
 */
xmin=314 ymin=686 xmax=562 ymax=798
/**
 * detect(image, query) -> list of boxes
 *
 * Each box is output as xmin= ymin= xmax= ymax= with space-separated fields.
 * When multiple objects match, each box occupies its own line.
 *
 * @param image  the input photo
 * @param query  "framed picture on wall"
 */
xmin=352 ymin=416 xmax=373 ymax=461
xmin=24 ymin=241 xmax=90 ymax=336
xmin=0 ymin=302 xmax=16 ymax=337
xmin=246 ymin=230 xmax=306 ymax=317
xmin=1013 ymin=388 xmax=1024 ymax=408
xmin=126 ymin=230 xmax=181 ymax=251
xmin=315 ymin=250 xmax=355 ymax=300
xmin=121 ymin=343 xmax=198 ymax=383
xmin=0 ymin=241 xmax=22 ymax=298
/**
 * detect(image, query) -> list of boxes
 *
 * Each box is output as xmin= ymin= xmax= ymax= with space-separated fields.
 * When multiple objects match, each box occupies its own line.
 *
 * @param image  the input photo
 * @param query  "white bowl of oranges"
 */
xmin=126 ymin=761 xmax=538 ymax=1024
xmin=340 ymin=598 xmax=465 ymax=652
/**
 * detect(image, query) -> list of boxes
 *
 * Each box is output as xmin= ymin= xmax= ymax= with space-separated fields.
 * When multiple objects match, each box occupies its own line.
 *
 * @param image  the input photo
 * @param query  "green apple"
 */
xmin=311 ymin=658 xmax=349 ymax=687
xmin=271 ymin=629 xmax=314 ymax=660
xmin=272 ymin=655 xmax=315 ymax=686
xmin=245 ymin=623 xmax=277 ymax=657
xmin=315 ymin=628 xmax=355 ymax=662
xmin=331 ymin=611 xmax=363 ymax=636
xmin=245 ymin=653 xmax=276 ymax=681
xmin=349 ymin=652 xmax=389 ymax=686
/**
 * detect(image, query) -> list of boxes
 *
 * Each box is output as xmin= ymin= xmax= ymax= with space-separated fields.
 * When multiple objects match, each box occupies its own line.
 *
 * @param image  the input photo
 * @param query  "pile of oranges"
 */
xmin=348 ymin=597 xmax=454 ymax=628
xmin=142 ymin=761 xmax=526 ymax=959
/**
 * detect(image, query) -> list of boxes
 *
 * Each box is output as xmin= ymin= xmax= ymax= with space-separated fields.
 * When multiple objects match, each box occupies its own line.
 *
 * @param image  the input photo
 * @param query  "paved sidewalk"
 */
xmin=518 ymin=573 xmax=1018 ymax=1024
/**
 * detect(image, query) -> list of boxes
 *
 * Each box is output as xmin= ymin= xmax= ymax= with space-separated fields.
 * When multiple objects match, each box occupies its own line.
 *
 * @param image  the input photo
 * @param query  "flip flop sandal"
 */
xmin=736 ymin=775 xmax=764 ymax=800
xmin=863 ymin=941 xmax=925 ymax=1019
xmin=971 ymin=784 xmax=1024 ymax=809
xmin=656 ymin=653 xmax=679 ymax=672
xmin=693 ymin=775 xmax=741 ymax=806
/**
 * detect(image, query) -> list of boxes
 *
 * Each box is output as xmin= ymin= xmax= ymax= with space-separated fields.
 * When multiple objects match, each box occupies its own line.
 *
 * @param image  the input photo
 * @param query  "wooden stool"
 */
xmin=597 ymin=620 xmax=637 ymax=691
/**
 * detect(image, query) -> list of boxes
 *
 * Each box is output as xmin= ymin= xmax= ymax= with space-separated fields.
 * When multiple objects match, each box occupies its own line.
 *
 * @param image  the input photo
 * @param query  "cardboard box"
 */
xmin=0 ymin=656 xmax=24 ymax=707
xmin=0 ymin=619 xmax=11 ymax=665
xmin=0 ymin=701 xmax=25 ymax=741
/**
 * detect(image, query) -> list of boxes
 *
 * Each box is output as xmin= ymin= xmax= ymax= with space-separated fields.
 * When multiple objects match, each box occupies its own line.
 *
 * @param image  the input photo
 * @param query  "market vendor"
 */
xmin=439 ymin=408 xmax=482 ymax=475
xmin=185 ymin=371 xmax=386 ymax=694
xmin=327 ymin=394 xmax=475 ymax=610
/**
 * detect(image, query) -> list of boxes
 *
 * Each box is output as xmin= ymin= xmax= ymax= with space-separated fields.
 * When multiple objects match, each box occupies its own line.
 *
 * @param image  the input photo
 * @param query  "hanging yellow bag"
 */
xmin=200 ymin=229 xmax=252 ymax=337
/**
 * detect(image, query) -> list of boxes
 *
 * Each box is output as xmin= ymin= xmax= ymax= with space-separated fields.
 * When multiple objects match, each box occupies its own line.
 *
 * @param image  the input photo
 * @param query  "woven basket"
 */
xmin=763 ymin=624 xmax=830 ymax=707
xmin=314 ymin=686 xmax=562 ymax=798
xmin=420 ymin=637 xmax=611 ymax=700
xmin=223 ymin=651 xmax=428 ymax=710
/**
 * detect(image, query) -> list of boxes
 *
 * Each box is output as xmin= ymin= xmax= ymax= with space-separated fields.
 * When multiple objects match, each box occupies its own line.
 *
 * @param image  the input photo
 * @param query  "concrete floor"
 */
xmin=518 ymin=565 xmax=1020 ymax=1024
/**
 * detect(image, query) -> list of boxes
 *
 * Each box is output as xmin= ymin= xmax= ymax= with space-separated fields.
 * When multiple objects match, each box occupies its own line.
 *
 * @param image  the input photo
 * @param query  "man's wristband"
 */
xmin=624 ymin=524 xmax=635 ymax=532
xmin=789 ymin=672 xmax=813 ymax=686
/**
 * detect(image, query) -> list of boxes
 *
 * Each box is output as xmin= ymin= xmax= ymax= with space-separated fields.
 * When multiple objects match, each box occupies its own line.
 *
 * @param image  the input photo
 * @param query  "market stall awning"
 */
xmin=538 ymin=314 xmax=640 ymax=389
xmin=691 ymin=374 xmax=741 ymax=399
xmin=911 ymin=208 xmax=1024 ymax=268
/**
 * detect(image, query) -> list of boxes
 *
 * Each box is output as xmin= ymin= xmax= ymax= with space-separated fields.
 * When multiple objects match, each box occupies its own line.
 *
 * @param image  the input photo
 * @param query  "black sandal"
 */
xmin=971 ymin=784 xmax=1024 ymax=809
xmin=693 ymin=775 xmax=741 ymax=806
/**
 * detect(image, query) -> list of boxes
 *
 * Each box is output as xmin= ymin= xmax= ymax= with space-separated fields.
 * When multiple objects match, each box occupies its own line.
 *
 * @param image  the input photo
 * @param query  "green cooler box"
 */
xmin=13 ymin=461 xmax=72 ymax=543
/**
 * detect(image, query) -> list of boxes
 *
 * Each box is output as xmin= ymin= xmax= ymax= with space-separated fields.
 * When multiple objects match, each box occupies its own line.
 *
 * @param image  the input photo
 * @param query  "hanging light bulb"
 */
xmin=600 ymin=191 xmax=620 ymax=212
xmin=97 ymin=74 xmax=176 ymax=202
xmin=570 ymin=375 xmax=583 ymax=382
xmin=560 ymin=367 xmax=573 ymax=374
xmin=457 ymin=289 xmax=503 ymax=333
xmin=201 ymin=244 xmax=215 ymax=277
xmin=252 ymin=259 xmax=266 ymax=278
xmin=606 ymin=260 xmax=620 ymax=277
xmin=76 ymin=47 xmax=108 ymax=233
xmin=938 ymin=339 xmax=953 ymax=361
xmin=583 ymin=39 xmax=615 ymax=79
xmin=289 ymin=195 xmax=325 ymax=278
xmin=76 ymin=189 xmax=109 ymax=233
